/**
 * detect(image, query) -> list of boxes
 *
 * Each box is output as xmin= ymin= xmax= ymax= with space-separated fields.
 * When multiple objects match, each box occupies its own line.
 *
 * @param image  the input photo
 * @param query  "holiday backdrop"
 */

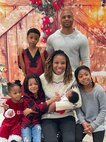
xmin=0 ymin=0 xmax=106 ymax=91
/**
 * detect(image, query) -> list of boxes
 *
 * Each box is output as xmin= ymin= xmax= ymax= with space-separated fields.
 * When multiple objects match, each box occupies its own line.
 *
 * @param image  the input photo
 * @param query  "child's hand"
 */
xmin=2 ymin=102 xmax=9 ymax=110
xmin=82 ymin=121 xmax=93 ymax=135
xmin=84 ymin=124 xmax=93 ymax=135
xmin=39 ymin=46 xmax=46 ymax=54
xmin=48 ymin=102 xmax=56 ymax=112
xmin=23 ymin=108 xmax=35 ymax=116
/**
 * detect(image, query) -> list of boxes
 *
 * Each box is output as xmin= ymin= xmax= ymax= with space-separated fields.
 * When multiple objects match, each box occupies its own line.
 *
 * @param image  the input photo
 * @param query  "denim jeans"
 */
xmin=21 ymin=124 xmax=41 ymax=142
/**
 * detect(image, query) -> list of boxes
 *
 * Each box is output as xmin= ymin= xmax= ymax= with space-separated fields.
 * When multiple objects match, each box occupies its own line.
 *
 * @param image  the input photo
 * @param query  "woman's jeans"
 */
xmin=21 ymin=124 xmax=41 ymax=142
xmin=41 ymin=116 xmax=76 ymax=142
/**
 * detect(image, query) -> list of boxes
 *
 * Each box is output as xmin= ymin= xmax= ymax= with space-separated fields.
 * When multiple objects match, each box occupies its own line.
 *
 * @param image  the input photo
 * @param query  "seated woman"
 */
xmin=40 ymin=50 xmax=82 ymax=142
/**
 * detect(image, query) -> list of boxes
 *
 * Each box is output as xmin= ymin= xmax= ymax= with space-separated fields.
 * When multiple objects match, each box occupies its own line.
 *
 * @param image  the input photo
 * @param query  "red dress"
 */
xmin=0 ymin=99 xmax=24 ymax=139
xmin=18 ymin=48 xmax=48 ymax=76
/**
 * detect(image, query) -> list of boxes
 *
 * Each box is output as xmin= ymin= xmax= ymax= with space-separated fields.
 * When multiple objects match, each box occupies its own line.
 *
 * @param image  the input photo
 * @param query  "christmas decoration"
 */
xmin=0 ymin=64 xmax=8 ymax=97
xmin=30 ymin=0 xmax=64 ymax=17
xmin=30 ymin=0 xmax=64 ymax=42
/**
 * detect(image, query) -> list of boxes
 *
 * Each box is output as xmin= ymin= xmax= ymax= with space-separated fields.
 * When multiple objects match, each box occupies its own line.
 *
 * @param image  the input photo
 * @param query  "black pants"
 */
xmin=41 ymin=116 xmax=76 ymax=142
xmin=75 ymin=124 xmax=105 ymax=142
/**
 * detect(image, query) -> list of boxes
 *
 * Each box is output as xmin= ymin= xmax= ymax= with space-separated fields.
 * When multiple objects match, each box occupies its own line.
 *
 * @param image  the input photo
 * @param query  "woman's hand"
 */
xmin=46 ymin=94 xmax=61 ymax=106
xmin=48 ymin=102 xmax=56 ymax=112
xmin=51 ymin=93 xmax=61 ymax=102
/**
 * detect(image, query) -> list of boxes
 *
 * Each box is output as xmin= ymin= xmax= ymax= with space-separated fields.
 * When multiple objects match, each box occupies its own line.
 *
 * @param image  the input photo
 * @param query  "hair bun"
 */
xmin=15 ymin=80 xmax=22 ymax=87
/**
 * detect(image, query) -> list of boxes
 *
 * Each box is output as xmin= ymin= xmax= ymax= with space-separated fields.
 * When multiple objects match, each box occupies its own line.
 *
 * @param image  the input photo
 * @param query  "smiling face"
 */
xmin=60 ymin=9 xmax=73 ymax=29
xmin=53 ymin=55 xmax=66 ymax=75
xmin=9 ymin=85 xmax=22 ymax=102
xmin=27 ymin=33 xmax=40 ymax=47
xmin=28 ymin=78 xmax=39 ymax=96
xmin=77 ymin=69 xmax=92 ymax=86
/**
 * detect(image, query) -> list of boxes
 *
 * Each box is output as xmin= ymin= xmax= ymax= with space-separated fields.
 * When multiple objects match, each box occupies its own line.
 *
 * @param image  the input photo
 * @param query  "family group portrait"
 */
xmin=0 ymin=0 xmax=106 ymax=142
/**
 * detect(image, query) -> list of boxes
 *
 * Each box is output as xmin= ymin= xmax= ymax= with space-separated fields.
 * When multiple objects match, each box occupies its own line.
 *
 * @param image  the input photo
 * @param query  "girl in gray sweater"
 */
xmin=75 ymin=65 xmax=106 ymax=142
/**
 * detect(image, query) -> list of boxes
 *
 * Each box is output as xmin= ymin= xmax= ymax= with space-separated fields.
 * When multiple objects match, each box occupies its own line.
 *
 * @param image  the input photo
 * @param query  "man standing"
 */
xmin=46 ymin=7 xmax=90 ymax=71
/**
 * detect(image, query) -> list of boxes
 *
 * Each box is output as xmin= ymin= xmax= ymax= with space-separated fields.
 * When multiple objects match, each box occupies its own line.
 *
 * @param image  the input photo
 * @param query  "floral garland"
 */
xmin=30 ymin=0 xmax=64 ymax=42
xmin=30 ymin=0 xmax=64 ymax=16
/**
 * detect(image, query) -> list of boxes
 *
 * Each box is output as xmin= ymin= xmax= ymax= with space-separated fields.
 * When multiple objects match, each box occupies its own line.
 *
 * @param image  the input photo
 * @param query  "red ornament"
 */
xmin=4 ymin=68 xmax=8 ymax=73
xmin=52 ymin=1 xmax=63 ymax=11
xmin=30 ymin=0 xmax=42 ymax=5
xmin=45 ymin=28 xmax=51 ymax=36
xmin=41 ymin=38 xmax=47 ymax=43
xmin=42 ymin=16 xmax=50 ymax=24
xmin=41 ymin=24 xmax=47 ymax=31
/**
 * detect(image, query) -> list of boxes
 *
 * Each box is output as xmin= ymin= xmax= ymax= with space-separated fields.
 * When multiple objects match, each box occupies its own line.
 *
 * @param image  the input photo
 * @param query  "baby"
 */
xmin=49 ymin=90 xmax=79 ymax=114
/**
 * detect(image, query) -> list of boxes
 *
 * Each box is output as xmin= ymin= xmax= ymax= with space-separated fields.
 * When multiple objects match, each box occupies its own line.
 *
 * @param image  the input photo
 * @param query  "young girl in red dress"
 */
xmin=0 ymin=80 xmax=23 ymax=142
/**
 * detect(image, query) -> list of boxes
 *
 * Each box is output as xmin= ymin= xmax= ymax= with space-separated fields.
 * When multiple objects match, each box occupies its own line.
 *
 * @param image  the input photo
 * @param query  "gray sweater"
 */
xmin=76 ymin=84 xmax=106 ymax=132
xmin=47 ymin=29 xmax=90 ymax=71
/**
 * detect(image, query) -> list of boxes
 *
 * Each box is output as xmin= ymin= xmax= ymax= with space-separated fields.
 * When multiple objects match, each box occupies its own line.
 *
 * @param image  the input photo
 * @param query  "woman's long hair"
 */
xmin=44 ymin=50 xmax=73 ymax=84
